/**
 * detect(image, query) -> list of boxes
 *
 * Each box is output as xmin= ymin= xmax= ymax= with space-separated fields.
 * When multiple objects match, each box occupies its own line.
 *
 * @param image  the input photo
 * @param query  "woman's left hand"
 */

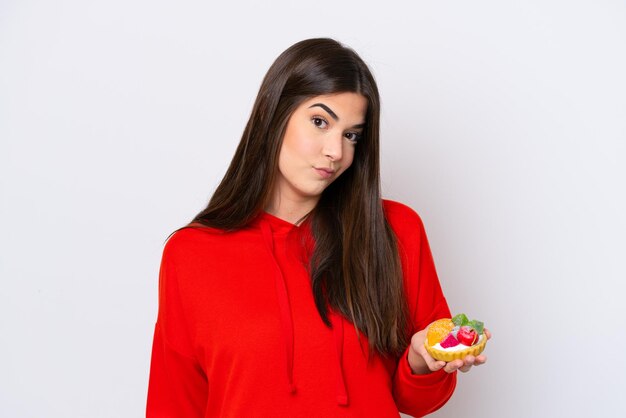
xmin=406 ymin=327 xmax=491 ymax=375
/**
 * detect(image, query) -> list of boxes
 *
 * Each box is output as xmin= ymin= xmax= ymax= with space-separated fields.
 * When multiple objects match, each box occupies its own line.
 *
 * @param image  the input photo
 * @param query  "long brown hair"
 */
xmin=192 ymin=38 xmax=409 ymax=357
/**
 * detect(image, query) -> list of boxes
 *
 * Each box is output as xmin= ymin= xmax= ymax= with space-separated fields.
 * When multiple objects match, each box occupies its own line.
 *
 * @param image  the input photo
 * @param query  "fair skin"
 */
xmin=266 ymin=92 xmax=489 ymax=375
xmin=266 ymin=92 xmax=366 ymax=224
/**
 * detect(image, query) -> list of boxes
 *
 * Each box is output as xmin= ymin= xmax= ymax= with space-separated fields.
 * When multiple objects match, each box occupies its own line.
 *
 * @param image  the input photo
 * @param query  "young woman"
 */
xmin=147 ymin=38 xmax=488 ymax=417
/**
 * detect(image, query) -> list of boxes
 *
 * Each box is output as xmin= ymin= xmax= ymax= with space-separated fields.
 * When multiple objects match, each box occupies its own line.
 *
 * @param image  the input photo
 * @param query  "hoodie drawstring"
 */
xmin=260 ymin=220 xmax=296 ymax=394
xmin=259 ymin=217 xmax=349 ymax=406
xmin=331 ymin=312 xmax=349 ymax=406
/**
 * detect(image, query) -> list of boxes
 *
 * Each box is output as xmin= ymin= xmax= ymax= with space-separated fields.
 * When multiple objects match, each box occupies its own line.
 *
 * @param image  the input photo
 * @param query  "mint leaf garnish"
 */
xmin=452 ymin=313 xmax=469 ymax=326
xmin=468 ymin=319 xmax=484 ymax=334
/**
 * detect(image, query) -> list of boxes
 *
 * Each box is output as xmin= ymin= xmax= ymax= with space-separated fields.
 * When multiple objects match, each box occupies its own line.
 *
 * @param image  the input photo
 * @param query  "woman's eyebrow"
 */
xmin=308 ymin=103 xmax=366 ymax=129
xmin=308 ymin=103 xmax=339 ymax=121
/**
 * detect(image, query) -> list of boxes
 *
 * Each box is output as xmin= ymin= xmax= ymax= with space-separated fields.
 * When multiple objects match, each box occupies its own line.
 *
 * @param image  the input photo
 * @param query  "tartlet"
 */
xmin=424 ymin=314 xmax=487 ymax=362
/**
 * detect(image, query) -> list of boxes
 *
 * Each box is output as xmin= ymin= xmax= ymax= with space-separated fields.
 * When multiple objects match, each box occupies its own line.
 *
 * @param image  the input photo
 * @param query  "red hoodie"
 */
xmin=147 ymin=200 xmax=456 ymax=417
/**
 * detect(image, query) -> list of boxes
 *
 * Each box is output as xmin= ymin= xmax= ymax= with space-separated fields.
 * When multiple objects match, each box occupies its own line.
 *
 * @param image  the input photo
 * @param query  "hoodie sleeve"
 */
xmin=384 ymin=201 xmax=457 ymax=417
xmin=147 ymin=232 xmax=208 ymax=417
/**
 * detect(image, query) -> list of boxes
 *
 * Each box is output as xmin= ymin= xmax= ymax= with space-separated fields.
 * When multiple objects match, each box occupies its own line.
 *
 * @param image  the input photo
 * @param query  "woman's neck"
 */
xmin=265 ymin=195 xmax=317 ymax=225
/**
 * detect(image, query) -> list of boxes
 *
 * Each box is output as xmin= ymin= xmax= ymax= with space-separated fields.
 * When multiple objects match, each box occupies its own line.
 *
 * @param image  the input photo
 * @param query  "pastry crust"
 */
xmin=424 ymin=334 xmax=487 ymax=362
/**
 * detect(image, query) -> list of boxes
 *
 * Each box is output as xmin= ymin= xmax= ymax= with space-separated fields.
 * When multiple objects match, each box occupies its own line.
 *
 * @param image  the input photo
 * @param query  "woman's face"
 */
xmin=271 ymin=92 xmax=368 ymax=213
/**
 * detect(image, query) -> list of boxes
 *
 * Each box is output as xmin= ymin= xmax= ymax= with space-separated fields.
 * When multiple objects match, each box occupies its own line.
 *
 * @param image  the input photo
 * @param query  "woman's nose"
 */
xmin=322 ymin=133 xmax=343 ymax=161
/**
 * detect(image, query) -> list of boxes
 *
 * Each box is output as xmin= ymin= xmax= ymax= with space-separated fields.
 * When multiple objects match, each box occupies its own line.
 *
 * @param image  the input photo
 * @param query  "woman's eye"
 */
xmin=312 ymin=117 xmax=328 ymax=128
xmin=345 ymin=132 xmax=362 ymax=143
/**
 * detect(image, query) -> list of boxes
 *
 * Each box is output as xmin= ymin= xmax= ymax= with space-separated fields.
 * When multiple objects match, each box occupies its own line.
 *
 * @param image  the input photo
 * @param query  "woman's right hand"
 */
xmin=407 ymin=326 xmax=491 ymax=375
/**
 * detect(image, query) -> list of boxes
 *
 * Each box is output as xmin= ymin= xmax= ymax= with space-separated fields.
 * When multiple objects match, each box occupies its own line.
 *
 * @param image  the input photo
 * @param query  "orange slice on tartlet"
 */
xmin=426 ymin=318 xmax=455 ymax=346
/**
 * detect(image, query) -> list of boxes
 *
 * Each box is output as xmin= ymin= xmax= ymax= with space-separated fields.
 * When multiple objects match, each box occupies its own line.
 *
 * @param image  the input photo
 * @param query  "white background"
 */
xmin=1 ymin=1 xmax=625 ymax=417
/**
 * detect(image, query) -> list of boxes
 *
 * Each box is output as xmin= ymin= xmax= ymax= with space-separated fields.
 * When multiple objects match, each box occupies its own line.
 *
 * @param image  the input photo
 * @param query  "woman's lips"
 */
xmin=313 ymin=167 xmax=335 ymax=179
